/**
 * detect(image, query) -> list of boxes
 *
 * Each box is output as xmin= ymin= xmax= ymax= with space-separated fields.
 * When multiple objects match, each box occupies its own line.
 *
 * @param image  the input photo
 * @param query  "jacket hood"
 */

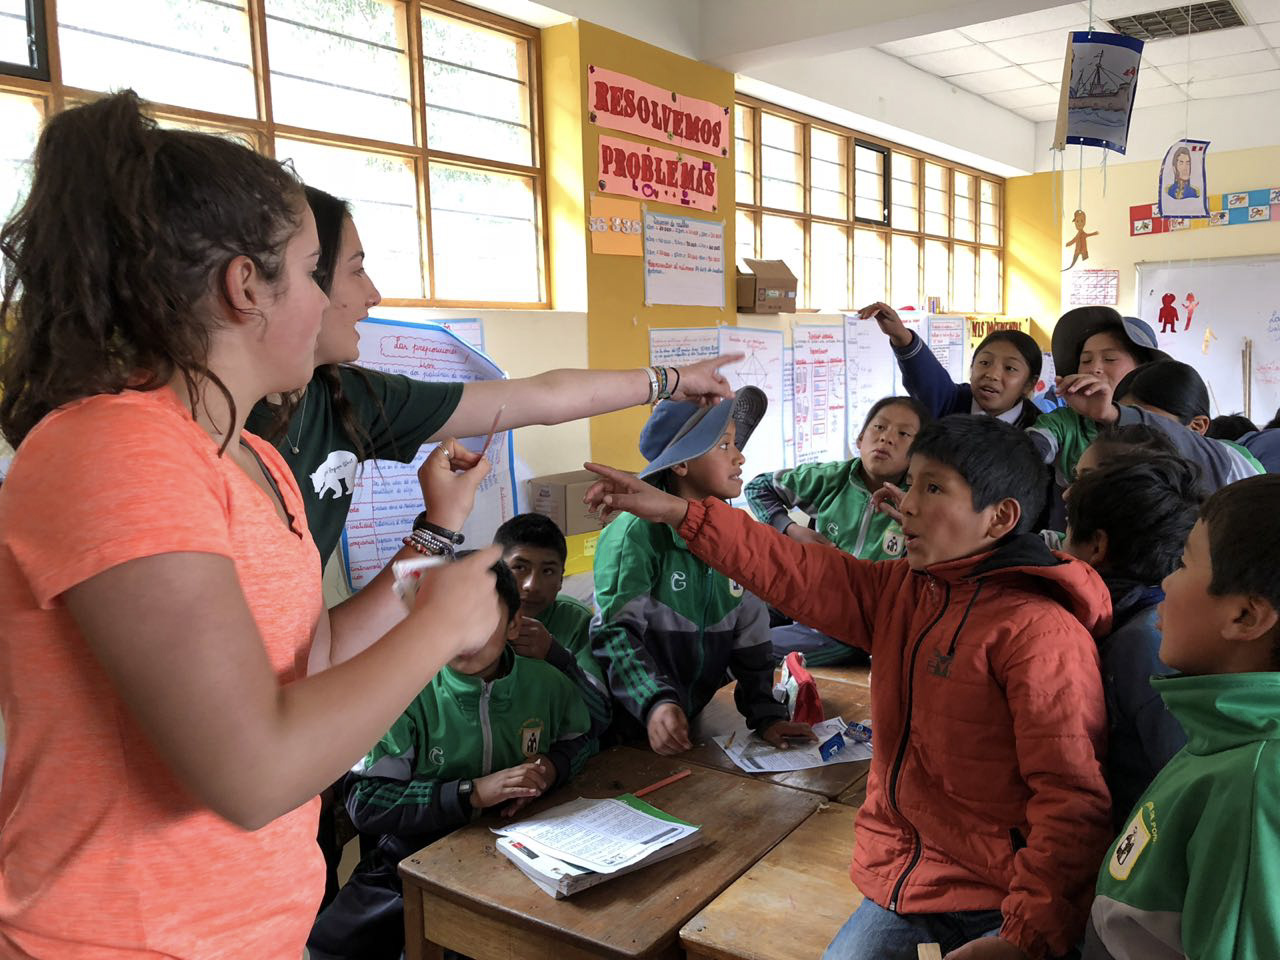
xmin=923 ymin=533 xmax=1113 ymax=639
xmin=1155 ymin=672 xmax=1280 ymax=752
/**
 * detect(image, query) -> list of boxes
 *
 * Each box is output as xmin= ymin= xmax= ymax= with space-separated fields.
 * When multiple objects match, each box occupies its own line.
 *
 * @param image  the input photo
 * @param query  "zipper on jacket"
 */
xmin=479 ymin=681 xmax=494 ymax=775
xmin=887 ymin=577 xmax=952 ymax=912
xmin=694 ymin=563 xmax=711 ymax=712
xmin=851 ymin=494 xmax=874 ymax=556
xmin=944 ymin=582 xmax=984 ymax=657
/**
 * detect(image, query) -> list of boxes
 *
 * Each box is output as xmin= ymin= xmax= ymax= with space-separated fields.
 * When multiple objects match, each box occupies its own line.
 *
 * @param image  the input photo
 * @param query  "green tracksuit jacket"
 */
xmin=743 ymin=457 xmax=906 ymax=560
xmin=345 ymin=648 xmax=595 ymax=862
xmin=590 ymin=511 xmax=787 ymax=738
xmin=1084 ymin=672 xmax=1280 ymax=960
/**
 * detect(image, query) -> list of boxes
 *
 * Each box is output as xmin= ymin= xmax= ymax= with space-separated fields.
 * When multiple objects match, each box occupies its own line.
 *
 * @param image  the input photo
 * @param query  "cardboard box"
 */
xmin=528 ymin=470 xmax=605 ymax=536
xmin=736 ymin=258 xmax=798 ymax=313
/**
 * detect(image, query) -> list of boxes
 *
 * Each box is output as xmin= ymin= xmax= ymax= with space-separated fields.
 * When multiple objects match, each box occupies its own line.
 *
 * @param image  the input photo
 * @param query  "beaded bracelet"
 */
xmin=403 ymin=528 xmax=455 ymax=558
xmin=413 ymin=511 xmax=464 ymax=545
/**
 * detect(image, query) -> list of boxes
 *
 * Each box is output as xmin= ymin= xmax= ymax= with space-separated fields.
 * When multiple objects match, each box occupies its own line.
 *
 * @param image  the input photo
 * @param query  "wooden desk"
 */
xmin=683 ymin=676 xmax=873 ymax=800
xmin=399 ymin=746 xmax=821 ymax=960
xmin=681 ymin=803 xmax=864 ymax=960
xmin=808 ymin=664 xmax=870 ymax=687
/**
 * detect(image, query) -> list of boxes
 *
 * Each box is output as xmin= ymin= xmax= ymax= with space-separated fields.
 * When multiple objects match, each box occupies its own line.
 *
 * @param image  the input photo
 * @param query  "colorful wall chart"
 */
xmin=643 ymin=211 xmax=726 ymax=307
xmin=1131 ymin=186 xmax=1280 ymax=236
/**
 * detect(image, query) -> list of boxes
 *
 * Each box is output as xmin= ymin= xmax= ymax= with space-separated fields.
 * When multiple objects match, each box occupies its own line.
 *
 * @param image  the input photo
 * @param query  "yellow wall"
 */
xmin=1004 ymin=146 xmax=1280 ymax=335
xmin=544 ymin=21 xmax=737 ymax=470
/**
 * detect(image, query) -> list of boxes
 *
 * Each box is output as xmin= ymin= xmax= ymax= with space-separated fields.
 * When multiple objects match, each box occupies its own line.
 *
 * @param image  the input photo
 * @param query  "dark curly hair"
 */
xmin=0 ymin=90 xmax=305 ymax=451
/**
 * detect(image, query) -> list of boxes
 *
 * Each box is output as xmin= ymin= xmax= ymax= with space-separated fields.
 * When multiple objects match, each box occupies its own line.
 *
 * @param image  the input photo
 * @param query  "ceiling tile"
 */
xmin=1159 ymin=49 xmax=1279 ymax=82
xmin=1187 ymin=68 xmax=1280 ymax=97
xmin=1024 ymin=58 xmax=1071 ymax=81
xmin=1132 ymin=84 xmax=1191 ymax=106
xmin=986 ymin=84 xmax=1063 ymax=108
xmin=1089 ymin=0 xmax=1168 ymax=17
xmin=877 ymin=29 xmax=971 ymax=58
xmin=1015 ymin=102 xmax=1062 ymax=121
xmin=1261 ymin=21 xmax=1280 ymax=41
xmin=1238 ymin=0 xmax=1280 ymax=23
xmin=961 ymin=4 xmax=1091 ymax=43
xmin=947 ymin=65 xmax=1043 ymax=93
xmin=987 ymin=26 xmax=1086 ymax=64
xmin=906 ymin=44 xmax=1009 ymax=76
xmin=1142 ymin=26 xmax=1265 ymax=65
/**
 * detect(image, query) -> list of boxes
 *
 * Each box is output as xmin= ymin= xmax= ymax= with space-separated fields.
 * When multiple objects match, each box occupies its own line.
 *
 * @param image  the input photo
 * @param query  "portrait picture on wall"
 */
xmin=1158 ymin=139 xmax=1211 ymax=218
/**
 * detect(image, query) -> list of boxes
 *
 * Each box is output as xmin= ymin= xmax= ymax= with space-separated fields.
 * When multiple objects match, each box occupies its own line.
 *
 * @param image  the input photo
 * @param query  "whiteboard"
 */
xmin=339 ymin=318 xmax=519 ymax=591
xmin=1136 ymin=255 xmax=1280 ymax=420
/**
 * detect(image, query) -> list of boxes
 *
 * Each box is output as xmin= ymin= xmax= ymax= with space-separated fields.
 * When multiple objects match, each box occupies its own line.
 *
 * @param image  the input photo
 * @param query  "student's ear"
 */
xmin=1222 ymin=594 xmax=1280 ymax=645
xmin=986 ymin=497 xmax=1023 ymax=540
xmin=1069 ymin=528 xmax=1108 ymax=567
xmin=670 ymin=461 xmax=690 ymax=477
xmin=1187 ymin=414 xmax=1210 ymax=435
xmin=220 ymin=254 xmax=265 ymax=320
xmin=505 ymin=616 xmax=521 ymax=641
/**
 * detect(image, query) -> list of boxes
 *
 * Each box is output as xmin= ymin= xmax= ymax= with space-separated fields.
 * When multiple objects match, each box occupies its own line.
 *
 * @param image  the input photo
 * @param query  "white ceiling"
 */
xmin=876 ymin=0 xmax=1280 ymax=123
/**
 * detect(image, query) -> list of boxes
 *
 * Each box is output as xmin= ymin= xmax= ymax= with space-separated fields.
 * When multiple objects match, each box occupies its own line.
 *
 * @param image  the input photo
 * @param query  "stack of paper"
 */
xmin=714 ymin=716 xmax=872 ymax=773
xmin=493 ymin=795 xmax=702 ymax=898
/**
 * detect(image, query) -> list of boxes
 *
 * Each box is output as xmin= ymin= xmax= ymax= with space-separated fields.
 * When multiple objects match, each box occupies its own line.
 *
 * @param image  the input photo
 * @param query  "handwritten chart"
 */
xmin=925 ymin=316 xmax=966 ymax=385
xmin=793 ymin=326 xmax=848 ymax=465
xmin=643 ymin=212 xmax=726 ymax=308
xmin=843 ymin=314 xmax=897 ymax=450
xmin=720 ymin=327 xmax=786 ymax=496
xmin=340 ymin=318 xmax=518 ymax=591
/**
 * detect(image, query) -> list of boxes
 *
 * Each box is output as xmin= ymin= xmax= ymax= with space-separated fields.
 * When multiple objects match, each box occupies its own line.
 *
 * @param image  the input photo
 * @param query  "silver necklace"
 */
xmin=287 ymin=388 xmax=308 ymax=455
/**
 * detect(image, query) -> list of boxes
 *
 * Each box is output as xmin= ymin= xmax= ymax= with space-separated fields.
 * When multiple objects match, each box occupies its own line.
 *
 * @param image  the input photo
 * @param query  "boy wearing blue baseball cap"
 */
xmin=589 ymin=388 xmax=816 ymax=755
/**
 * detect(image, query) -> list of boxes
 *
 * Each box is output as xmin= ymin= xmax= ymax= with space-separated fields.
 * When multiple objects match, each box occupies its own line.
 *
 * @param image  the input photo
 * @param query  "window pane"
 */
xmin=953 ymin=172 xmax=975 ymax=242
xmin=810 ymin=223 xmax=849 ymax=312
xmin=853 ymin=229 xmax=886 ymax=305
xmin=890 ymin=153 xmax=917 ymax=231
xmin=760 ymin=113 xmax=803 ymax=212
xmin=735 ymin=208 xmax=756 ymax=269
xmin=854 ymin=144 xmax=886 ymax=223
xmin=57 ymin=0 xmax=256 ymax=117
xmin=890 ymin=234 xmax=919 ymax=308
xmin=980 ymin=180 xmax=1001 ymax=246
xmin=278 ymin=138 xmax=425 ymax=298
xmin=923 ymin=239 xmax=949 ymax=310
xmin=734 ymin=105 xmax=754 ymax=204
xmin=1 ymin=0 xmax=28 ymax=64
xmin=978 ymin=248 xmax=1001 ymax=313
xmin=0 ymin=95 xmax=41 ymax=225
xmin=760 ymin=213 xmax=803 ymax=288
xmin=267 ymin=0 xmax=412 ymax=144
xmin=923 ymin=161 xmax=948 ymax=236
xmin=422 ymin=10 xmax=532 ymax=165
xmin=952 ymin=244 xmax=976 ymax=313
xmin=430 ymin=164 xmax=540 ymax=302
xmin=809 ymin=128 xmax=846 ymax=220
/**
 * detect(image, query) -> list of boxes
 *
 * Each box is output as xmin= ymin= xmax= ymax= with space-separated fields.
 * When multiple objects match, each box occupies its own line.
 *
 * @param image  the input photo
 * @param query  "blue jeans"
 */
xmin=822 ymin=899 xmax=1002 ymax=960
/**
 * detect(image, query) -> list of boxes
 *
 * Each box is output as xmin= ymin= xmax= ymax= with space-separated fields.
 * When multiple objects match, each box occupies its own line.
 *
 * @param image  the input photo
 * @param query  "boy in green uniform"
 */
xmin=592 ymin=387 xmax=816 ymax=755
xmin=1084 ymin=474 xmax=1280 ymax=960
xmin=307 ymin=560 xmax=597 ymax=960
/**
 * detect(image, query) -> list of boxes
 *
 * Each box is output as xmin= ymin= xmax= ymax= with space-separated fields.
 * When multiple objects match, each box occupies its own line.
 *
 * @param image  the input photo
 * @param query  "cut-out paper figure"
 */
xmin=1183 ymin=293 xmax=1199 ymax=331
xmin=1203 ymin=327 xmax=1217 ymax=355
xmin=1158 ymin=293 xmax=1180 ymax=334
xmin=1158 ymin=139 xmax=1211 ymax=218
xmin=1063 ymin=210 xmax=1098 ymax=271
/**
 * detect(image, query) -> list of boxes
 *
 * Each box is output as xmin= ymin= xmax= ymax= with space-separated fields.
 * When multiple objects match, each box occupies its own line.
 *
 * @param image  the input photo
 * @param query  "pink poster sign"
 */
xmin=597 ymin=134 xmax=718 ymax=212
xmin=588 ymin=64 xmax=729 ymax=158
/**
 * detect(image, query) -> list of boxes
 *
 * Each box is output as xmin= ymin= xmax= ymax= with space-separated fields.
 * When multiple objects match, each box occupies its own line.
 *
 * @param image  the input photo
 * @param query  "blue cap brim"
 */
xmin=638 ymin=387 xmax=767 ymax=479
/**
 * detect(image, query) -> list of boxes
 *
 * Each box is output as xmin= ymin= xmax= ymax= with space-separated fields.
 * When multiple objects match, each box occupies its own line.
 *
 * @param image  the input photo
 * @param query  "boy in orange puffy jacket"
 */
xmin=584 ymin=415 xmax=1113 ymax=960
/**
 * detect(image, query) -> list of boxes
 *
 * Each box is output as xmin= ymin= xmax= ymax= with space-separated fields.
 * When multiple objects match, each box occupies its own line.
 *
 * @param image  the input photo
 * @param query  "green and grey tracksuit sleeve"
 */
xmin=1114 ymin=404 xmax=1263 ymax=490
xmin=1084 ymin=673 xmax=1280 ymax=960
xmin=1027 ymin=407 xmax=1100 ymax=488
xmin=543 ymin=639 xmax=611 ymax=747
xmin=744 ymin=458 xmax=907 ymax=561
xmin=590 ymin=512 xmax=787 ymax=733
xmin=344 ymin=651 xmax=593 ymax=845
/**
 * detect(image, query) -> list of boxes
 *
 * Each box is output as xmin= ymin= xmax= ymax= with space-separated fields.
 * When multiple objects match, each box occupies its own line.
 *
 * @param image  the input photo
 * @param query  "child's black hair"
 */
xmin=1087 ymin=423 xmax=1179 ymax=465
xmin=1266 ymin=407 xmax=1280 ymax=431
xmin=972 ymin=330 xmax=1043 ymax=384
xmin=1199 ymin=476 xmax=1280 ymax=654
xmin=456 ymin=550 xmax=522 ymax=623
xmin=1113 ymin=359 xmax=1209 ymax=426
xmin=494 ymin=512 xmax=568 ymax=564
xmin=858 ymin=395 xmax=932 ymax=437
xmin=1206 ymin=414 xmax=1257 ymax=442
xmin=1066 ymin=453 xmax=1204 ymax=585
xmin=908 ymin=415 xmax=1047 ymax=534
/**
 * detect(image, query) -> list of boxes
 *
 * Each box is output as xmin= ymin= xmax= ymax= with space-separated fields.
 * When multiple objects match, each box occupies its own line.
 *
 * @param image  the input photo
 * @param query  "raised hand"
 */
xmin=582 ymin=461 xmax=690 ymax=528
xmin=858 ymin=301 xmax=912 ymax=348
xmin=669 ymin=353 xmax=743 ymax=406
xmin=417 ymin=439 xmax=491 ymax=533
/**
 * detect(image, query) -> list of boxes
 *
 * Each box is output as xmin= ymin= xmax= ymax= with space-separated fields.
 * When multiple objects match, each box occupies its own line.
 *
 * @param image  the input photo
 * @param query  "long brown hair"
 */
xmin=0 ymin=90 xmax=304 ymax=448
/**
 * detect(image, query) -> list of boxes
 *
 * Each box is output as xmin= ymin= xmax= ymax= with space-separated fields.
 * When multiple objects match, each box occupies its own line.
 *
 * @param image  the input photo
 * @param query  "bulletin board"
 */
xmin=1136 ymin=254 xmax=1280 ymax=420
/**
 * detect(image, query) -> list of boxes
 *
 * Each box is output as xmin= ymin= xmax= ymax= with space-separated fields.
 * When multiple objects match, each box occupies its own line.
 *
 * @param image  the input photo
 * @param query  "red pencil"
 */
xmin=633 ymin=768 xmax=692 ymax=798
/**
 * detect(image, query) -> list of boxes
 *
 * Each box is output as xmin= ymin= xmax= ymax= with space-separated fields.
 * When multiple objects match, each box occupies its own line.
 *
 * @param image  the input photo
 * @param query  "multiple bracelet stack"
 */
xmin=645 ymin=365 xmax=681 ymax=405
xmin=402 ymin=512 xmax=464 ymax=558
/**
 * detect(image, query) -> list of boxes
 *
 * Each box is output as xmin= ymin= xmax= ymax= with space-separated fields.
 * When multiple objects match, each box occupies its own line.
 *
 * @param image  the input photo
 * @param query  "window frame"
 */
xmin=0 ymin=0 xmax=549 ymax=308
xmin=0 ymin=0 xmax=50 ymax=81
xmin=735 ymin=92 xmax=1004 ymax=315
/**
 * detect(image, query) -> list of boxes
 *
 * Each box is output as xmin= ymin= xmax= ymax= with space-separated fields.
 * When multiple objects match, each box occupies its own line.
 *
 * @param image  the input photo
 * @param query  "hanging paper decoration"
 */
xmin=1063 ymin=209 xmax=1098 ymax=271
xmin=1053 ymin=32 xmax=1144 ymax=154
xmin=1157 ymin=139 xmax=1210 ymax=218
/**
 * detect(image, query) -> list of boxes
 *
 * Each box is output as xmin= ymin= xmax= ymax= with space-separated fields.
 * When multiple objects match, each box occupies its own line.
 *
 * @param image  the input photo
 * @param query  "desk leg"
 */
xmin=403 ymin=886 xmax=430 ymax=960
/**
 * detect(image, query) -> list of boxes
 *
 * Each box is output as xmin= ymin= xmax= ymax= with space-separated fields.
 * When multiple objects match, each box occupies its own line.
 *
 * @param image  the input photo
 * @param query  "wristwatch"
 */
xmin=457 ymin=779 xmax=474 ymax=804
